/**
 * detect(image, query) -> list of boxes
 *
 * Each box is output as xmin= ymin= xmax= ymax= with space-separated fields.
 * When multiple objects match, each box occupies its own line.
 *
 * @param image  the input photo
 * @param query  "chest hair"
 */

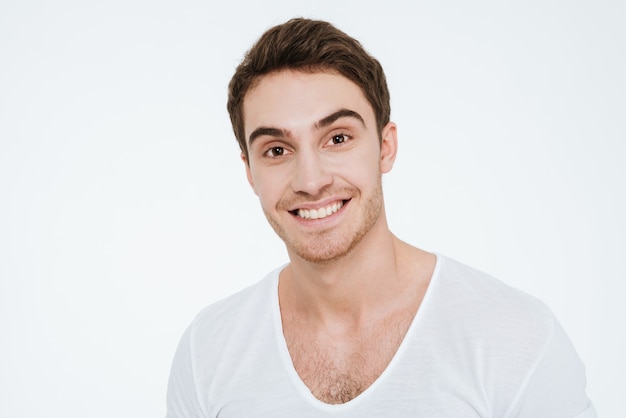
xmin=283 ymin=312 xmax=414 ymax=404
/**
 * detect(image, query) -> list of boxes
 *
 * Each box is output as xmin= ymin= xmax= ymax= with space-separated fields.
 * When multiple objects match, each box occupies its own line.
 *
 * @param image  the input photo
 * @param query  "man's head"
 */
xmin=227 ymin=18 xmax=391 ymax=160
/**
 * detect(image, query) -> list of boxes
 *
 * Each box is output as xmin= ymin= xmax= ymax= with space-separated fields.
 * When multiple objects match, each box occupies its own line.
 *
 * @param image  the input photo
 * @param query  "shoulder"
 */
xmin=187 ymin=265 xmax=282 ymax=341
xmin=427 ymin=255 xmax=557 ymax=369
xmin=166 ymin=266 xmax=283 ymax=417
xmin=423 ymin=255 xmax=593 ymax=416
xmin=432 ymin=255 xmax=554 ymax=328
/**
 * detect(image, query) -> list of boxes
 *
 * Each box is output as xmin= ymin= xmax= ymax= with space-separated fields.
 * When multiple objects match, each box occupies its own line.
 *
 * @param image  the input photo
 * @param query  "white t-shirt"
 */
xmin=166 ymin=255 xmax=595 ymax=417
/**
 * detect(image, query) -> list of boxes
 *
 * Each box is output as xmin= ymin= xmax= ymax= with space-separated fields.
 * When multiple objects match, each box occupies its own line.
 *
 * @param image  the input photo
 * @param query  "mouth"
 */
xmin=290 ymin=200 xmax=348 ymax=220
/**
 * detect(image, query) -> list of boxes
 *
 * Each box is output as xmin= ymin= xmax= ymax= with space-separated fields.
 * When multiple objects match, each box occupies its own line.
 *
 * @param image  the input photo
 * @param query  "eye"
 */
xmin=330 ymin=133 xmax=349 ymax=145
xmin=264 ymin=146 xmax=285 ymax=157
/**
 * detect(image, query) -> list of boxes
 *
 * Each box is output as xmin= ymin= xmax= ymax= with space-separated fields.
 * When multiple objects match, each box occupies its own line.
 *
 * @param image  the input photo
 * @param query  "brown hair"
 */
xmin=227 ymin=18 xmax=391 ymax=160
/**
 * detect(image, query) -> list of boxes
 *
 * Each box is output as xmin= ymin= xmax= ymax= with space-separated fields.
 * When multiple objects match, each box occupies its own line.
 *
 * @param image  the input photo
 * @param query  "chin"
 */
xmin=293 ymin=243 xmax=354 ymax=265
xmin=286 ymin=224 xmax=372 ymax=265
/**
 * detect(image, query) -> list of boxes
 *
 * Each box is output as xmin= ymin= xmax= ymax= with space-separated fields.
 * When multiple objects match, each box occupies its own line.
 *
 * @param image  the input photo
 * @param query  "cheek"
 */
xmin=250 ymin=171 xmax=284 ymax=204
xmin=337 ymin=147 xmax=381 ymax=178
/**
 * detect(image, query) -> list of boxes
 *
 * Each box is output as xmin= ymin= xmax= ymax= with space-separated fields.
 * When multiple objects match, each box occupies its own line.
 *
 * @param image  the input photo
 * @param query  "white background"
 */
xmin=1 ymin=0 xmax=624 ymax=416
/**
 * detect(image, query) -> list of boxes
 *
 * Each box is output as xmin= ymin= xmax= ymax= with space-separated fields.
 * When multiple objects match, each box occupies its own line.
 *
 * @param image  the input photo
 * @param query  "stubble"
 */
xmin=263 ymin=179 xmax=384 ymax=264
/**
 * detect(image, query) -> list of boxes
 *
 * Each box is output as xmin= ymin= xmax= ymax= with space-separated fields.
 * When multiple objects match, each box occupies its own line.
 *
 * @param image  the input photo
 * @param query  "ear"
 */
xmin=241 ymin=153 xmax=258 ymax=195
xmin=379 ymin=122 xmax=398 ymax=174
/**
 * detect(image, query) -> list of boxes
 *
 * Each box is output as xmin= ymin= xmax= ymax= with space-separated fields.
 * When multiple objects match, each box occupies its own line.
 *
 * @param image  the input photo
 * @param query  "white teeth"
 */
xmin=297 ymin=201 xmax=344 ymax=220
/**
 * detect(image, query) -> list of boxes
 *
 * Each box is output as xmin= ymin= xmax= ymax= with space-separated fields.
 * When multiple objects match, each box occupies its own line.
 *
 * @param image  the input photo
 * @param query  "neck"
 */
xmin=279 ymin=218 xmax=431 ymax=326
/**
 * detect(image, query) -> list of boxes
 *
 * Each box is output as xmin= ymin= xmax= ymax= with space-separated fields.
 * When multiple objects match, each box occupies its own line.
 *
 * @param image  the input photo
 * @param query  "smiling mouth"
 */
xmin=290 ymin=200 xmax=347 ymax=220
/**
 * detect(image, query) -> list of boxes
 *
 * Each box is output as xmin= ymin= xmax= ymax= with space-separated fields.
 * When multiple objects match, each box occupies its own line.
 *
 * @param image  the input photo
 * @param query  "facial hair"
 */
xmin=262 ymin=178 xmax=384 ymax=264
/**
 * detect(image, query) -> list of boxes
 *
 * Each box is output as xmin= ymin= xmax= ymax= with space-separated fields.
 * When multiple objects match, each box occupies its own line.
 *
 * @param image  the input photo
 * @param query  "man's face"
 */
xmin=242 ymin=70 xmax=397 ymax=264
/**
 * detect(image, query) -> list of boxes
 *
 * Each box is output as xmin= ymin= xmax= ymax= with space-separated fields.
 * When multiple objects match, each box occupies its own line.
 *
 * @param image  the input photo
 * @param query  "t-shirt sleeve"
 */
xmin=166 ymin=325 xmax=207 ymax=418
xmin=507 ymin=316 xmax=596 ymax=417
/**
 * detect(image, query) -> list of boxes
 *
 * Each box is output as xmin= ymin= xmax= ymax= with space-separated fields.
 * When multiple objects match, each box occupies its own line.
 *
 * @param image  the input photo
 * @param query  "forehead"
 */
xmin=242 ymin=70 xmax=374 ymax=137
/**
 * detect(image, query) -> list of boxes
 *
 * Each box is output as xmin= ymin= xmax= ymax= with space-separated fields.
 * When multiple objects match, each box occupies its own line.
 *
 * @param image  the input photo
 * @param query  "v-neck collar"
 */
xmin=270 ymin=254 xmax=443 ymax=411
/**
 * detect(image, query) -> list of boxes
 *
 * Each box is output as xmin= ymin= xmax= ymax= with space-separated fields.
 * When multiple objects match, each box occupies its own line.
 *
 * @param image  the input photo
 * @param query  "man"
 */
xmin=167 ymin=18 xmax=595 ymax=417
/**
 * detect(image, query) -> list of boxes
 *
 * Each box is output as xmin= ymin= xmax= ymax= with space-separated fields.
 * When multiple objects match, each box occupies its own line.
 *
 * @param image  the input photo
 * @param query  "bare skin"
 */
xmin=279 ymin=230 xmax=435 ymax=404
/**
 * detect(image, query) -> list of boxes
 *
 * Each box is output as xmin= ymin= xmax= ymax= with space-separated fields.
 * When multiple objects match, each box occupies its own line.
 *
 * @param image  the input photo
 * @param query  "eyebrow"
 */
xmin=247 ymin=108 xmax=366 ymax=147
xmin=248 ymin=127 xmax=291 ymax=145
xmin=315 ymin=109 xmax=365 ymax=130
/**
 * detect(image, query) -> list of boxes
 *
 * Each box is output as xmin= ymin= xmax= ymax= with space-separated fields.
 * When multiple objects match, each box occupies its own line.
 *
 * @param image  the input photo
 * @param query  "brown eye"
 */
xmin=331 ymin=134 xmax=346 ymax=144
xmin=266 ymin=146 xmax=284 ymax=157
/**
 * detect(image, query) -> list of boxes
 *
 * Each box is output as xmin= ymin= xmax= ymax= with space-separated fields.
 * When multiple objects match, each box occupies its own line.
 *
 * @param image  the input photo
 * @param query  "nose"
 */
xmin=290 ymin=149 xmax=333 ymax=196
